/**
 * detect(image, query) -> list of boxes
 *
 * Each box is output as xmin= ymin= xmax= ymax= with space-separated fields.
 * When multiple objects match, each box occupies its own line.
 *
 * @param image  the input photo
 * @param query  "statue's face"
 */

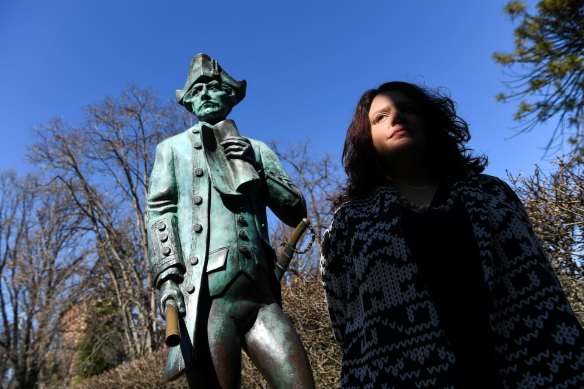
xmin=186 ymin=79 xmax=232 ymax=124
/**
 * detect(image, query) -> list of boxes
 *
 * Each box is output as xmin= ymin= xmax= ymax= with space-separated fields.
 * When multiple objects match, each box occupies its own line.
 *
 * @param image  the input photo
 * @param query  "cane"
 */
xmin=165 ymin=301 xmax=180 ymax=347
xmin=275 ymin=218 xmax=315 ymax=281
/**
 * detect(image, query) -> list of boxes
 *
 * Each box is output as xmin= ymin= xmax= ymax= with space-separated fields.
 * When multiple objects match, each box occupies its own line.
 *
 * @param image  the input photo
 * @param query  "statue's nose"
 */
xmin=200 ymin=87 xmax=210 ymax=100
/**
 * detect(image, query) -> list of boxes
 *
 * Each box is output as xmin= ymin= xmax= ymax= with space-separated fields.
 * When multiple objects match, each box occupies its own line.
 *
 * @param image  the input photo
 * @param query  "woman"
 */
xmin=321 ymin=81 xmax=584 ymax=388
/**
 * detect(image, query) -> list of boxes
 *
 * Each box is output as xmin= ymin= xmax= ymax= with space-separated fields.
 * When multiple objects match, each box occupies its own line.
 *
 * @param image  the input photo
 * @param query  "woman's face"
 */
xmin=368 ymin=90 xmax=427 ymax=161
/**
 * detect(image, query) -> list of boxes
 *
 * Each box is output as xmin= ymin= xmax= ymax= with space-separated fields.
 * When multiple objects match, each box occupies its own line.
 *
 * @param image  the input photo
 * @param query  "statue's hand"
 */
xmin=221 ymin=136 xmax=254 ymax=164
xmin=159 ymin=280 xmax=186 ymax=318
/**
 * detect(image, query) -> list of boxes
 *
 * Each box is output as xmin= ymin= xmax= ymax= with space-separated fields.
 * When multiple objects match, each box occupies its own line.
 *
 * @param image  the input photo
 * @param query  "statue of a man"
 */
xmin=147 ymin=53 xmax=315 ymax=388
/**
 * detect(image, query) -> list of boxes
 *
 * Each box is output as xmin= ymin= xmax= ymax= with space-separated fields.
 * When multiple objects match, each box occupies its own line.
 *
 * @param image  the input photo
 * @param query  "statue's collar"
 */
xmin=190 ymin=122 xmax=203 ymax=133
xmin=190 ymin=120 xmax=228 ymax=132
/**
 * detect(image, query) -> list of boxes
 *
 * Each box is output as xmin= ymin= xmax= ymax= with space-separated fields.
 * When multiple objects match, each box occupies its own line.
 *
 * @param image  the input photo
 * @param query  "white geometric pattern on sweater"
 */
xmin=321 ymin=174 xmax=584 ymax=388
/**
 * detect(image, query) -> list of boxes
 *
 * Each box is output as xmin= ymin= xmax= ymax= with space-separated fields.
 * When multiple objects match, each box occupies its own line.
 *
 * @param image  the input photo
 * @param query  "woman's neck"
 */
xmin=383 ymin=161 xmax=436 ymax=188
xmin=380 ymin=154 xmax=441 ymax=210
xmin=380 ymin=146 xmax=436 ymax=186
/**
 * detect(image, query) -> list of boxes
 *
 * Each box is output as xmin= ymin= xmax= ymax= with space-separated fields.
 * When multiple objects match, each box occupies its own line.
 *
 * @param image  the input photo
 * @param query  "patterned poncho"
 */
xmin=321 ymin=174 xmax=584 ymax=388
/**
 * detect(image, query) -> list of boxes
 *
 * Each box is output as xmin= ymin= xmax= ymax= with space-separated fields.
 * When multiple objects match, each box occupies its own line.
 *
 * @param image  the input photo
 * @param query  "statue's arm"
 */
xmin=256 ymin=141 xmax=307 ymax=227
xmin=147 ymin=142 xmax=186 ymax=288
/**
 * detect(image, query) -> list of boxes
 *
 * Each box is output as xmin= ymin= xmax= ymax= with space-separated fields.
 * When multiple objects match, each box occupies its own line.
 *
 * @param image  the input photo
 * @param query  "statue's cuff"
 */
xmin=156 ymin=267 xmax=184 ymax=289
xmin=149 ymin=214 xmax=186 ymax=286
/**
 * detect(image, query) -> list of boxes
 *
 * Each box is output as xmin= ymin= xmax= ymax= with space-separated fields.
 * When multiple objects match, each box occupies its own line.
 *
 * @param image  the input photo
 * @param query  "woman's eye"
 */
xmin=376 ymin=114 xmax=388 ymax=123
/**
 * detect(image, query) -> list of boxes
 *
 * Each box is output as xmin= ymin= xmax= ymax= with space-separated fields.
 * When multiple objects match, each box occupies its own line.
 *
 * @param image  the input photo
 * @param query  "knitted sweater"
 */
xmin=321 ymin=174 xmax=584 ymax=389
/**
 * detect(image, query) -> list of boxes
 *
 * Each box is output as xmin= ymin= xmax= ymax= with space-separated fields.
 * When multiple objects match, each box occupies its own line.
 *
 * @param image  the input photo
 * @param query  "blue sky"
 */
xmin=0 ymin=0 xmax=557 ymax=180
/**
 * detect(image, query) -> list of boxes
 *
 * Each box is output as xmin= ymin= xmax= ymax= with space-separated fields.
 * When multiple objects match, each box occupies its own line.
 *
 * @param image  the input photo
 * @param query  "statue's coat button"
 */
xmin=194 ymin=196 xmax=203 ymax=205
xmin=158 ymin=223 xmax=166 ymax=231
xmin=237 ymin=215 xmax=246 ymax=225
xmin=195 ymin=168 xmax=204 ymax=177
xmin=238 ymin=230 xmax=248 ymax=240
xmin=194 ymin=224 xmax=203 ymax=233
xmin=239 ymin=246 xmax=250 ymax=256
xmin=190 ymin=257 xmax=199 ymax=266
xmin=193 ymin=141 xmax=202 ymax=149
xmin=186 ymin=283 xmax=195 ymax=294
xmin=160 ymin=233 xmax=168 ymax=242
xmin=162 ymin=247 xmax=171 ymax=256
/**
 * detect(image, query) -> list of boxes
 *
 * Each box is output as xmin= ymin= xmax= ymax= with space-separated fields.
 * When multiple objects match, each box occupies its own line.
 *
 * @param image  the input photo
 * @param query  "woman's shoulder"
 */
xmin=334 ymin=185 xmax=398 ymax=211
xmin=476 ymin=173 xmax=509 ymax=186
xmin=455 ymin=173 xmax=514 ymax=194
xmin=324 ymin=188 xmax=392 ymax=256
xmin=475 ymin=173 xmax=519 ymax=198
xmin=455 ymin=173 xmax=526 ymax=213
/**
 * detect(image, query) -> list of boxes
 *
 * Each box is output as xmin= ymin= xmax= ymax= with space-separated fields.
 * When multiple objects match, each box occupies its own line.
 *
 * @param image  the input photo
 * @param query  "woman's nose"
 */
xmin=391 ymin=111 xmax=404 ymax=126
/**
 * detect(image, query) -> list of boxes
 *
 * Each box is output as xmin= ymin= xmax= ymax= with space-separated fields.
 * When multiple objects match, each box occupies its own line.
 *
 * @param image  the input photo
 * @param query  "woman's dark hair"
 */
xmin=333 ymin=81 xmax=487 ymax=207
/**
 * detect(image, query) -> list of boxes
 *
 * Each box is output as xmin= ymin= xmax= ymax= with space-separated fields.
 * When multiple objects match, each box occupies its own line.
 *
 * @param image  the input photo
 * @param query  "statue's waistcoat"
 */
xmin=186 ymin=125 xmax=274 ymax=295
xmin=176 ymin=125 xmax=273 ymax=314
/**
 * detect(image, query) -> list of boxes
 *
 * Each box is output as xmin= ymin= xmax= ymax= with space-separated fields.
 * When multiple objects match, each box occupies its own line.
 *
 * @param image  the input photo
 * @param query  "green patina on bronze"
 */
xmin=147 ymin=53 xmax=315 ymax=388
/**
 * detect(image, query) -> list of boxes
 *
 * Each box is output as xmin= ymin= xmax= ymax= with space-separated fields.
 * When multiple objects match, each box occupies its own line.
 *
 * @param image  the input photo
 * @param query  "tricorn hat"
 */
xmin=176 ymin=53 xmax=247 ymax=109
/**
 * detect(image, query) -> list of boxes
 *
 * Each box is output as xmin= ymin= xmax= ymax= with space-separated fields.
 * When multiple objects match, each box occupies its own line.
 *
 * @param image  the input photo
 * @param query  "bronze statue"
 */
xmin=147 ymin=53 xmax=315 ymax=388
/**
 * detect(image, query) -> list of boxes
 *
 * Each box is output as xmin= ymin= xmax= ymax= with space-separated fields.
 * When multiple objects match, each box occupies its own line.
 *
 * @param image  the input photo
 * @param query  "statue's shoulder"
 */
xmin=241 ymin=137 xmax=269 ymax=158
xmin=156 ymin=129 xmax=192 ymax=150
xmin=246 ymin=137 xmax=267 ymax=149
xmin=246 ymin=138 xmax=279 ymax=158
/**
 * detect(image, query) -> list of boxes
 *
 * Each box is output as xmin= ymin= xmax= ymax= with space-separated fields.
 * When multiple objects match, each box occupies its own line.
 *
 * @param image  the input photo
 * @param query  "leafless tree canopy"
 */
xmin=0 ymin=172 xmax=89 ymax=388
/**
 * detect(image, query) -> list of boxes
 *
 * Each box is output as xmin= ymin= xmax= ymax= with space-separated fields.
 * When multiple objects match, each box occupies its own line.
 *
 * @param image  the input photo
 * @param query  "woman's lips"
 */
xmin=389 ymin=127 xmax=408 ymax=138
